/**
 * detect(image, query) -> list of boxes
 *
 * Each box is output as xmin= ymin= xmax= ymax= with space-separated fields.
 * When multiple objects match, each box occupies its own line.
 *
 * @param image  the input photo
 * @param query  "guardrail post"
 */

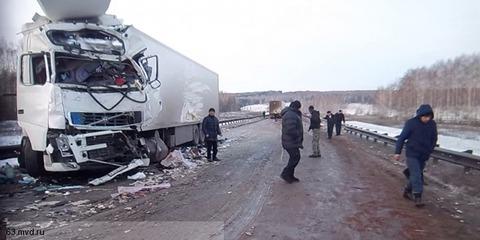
xmin=463 ymin=150 xmax=473 ymax=174
xmin=373 ymin=131 xmax=378 ymax=142
xmin=383 ymin=133 xmax=388 ymax=145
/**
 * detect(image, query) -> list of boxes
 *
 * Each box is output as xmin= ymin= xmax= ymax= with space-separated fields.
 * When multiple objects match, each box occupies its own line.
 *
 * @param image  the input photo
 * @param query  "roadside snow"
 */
xmin=347 ymin=121 xmax=480 ymax=156
xmin=0 ymin=158 xmax=19 ymax=167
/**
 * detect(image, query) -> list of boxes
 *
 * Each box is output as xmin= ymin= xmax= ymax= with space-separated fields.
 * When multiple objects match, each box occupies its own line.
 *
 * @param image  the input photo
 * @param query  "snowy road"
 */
xmin=2 ymin=120 xmax=479 ymax=240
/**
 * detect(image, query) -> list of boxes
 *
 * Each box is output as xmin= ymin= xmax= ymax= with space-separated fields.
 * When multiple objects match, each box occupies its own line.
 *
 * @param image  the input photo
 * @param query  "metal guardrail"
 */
xmin=344 ymin=124 xmax=480 ymax=171
xmin=219 ymin=115 xmax=264 ymax=126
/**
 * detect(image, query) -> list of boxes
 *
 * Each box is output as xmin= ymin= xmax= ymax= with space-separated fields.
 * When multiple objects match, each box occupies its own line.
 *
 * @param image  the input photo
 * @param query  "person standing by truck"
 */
xmin=280 ymin=100 xmax=304 ymax=183
xmin=324 ymin=111 xmax=335 ymax=139
xmin=202 ymin=108 xmax=222 ymax=162
xmin=334 ymin=110 xmax=345 ymax=136
xmin=394 ymin=104 xmax=437 ymax=207
xmin=307 ymin=105 xmax=321 ymax=158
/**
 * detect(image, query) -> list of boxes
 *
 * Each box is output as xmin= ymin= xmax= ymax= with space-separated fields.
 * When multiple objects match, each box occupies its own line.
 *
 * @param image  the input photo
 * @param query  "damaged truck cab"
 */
xmin=17 ymin=3 xmax=219 ymax=178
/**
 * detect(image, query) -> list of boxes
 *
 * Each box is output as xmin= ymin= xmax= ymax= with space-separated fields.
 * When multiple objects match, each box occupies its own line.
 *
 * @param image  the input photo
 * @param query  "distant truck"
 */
xmin=17 ymin=0 xmax=218 ymax=177
xmin=269 ymin=101 xmax=284 ymax=119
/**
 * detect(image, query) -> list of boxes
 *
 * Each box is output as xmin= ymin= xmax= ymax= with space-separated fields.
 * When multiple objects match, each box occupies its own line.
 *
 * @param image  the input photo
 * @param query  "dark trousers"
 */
xmin=405 ymin=157 xmax=427 ymax=194
xmin=327 ymin=124 xmax=334 ymax=139
xmin=335 ymin=122 xmax=342 ymax=135
xmin=282 ymin=148 xmax=301 ymax=178
xmin=205 ymin=140 xmax=218 ymax=159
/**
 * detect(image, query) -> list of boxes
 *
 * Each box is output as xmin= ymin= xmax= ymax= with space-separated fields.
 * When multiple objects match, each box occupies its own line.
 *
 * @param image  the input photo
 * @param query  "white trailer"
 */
xmin=17 ymin=0 xmax=219 ymax=177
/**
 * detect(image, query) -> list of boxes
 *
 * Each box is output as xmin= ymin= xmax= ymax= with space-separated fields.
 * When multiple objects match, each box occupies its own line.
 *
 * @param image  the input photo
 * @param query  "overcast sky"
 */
xmin=1 ymin=0 xmax=480 ymax=92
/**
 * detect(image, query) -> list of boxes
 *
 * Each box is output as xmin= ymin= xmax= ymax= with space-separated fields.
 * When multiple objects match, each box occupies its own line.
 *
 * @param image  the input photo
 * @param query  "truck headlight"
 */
xmin=56 ymin=135 xmax=71 ymax=152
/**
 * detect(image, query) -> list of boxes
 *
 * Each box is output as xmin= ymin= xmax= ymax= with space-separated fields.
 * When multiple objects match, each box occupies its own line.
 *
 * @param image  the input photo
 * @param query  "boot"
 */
xmin=403 ymin=188 xmax=413 ymax=201
xmin=292 ymin=176 xmax=300 ymax=182
xmin=213 ymin=157 xmax=221 ymax=162
xmin=280 ymin=173 xmax=294 ymax=184
xmin=413 ymin=193 xmax=425 ymax=207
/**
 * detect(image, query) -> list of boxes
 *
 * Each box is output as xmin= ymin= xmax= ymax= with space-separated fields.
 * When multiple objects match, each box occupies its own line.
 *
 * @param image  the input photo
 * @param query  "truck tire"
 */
xmin=18 ymin=137 xmax=27 ymax=169
xmin=191 ymin=125 xmax=201 ymax=146
xmin=22 ymin=137 xmax=45 ymax=177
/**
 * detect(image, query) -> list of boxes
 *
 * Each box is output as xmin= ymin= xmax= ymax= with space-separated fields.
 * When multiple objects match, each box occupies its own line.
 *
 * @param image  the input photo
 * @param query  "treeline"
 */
xmin=0 ymin=38 xmax=17 ymax=120
xmin=376 ymin=53 xmax=480 ymax=123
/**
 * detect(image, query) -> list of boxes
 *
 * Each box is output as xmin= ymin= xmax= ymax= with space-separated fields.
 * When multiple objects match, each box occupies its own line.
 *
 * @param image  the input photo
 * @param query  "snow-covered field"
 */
xmin=347 ymin=121 xmax=480 ymax=156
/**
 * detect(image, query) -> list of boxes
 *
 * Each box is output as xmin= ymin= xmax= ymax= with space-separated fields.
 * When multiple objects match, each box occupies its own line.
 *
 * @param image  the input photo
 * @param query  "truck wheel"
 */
xmin=22 ymin=137 xmax=45 ymax=177
xmin=191 ymin=125 xmax=201 ymax=146
xmin=18 ymin=137 xmax=27 ymax=169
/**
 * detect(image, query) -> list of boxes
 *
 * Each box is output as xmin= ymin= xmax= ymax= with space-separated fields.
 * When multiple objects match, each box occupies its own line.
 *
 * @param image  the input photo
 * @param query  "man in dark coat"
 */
xmin=394 ymin=104 xmax=437 ymax=207
xmin=202 ymin=108 xmax=222 ymax=162
xmin=323 ymin=111 xmax=335 ymax=139
xmin=307 ymin=105 xmax=321 ymax=158
xmin=280 ymin=100 xmax=304 ymax=183
xmin=334 ymin=110 xmax=345 ymax=136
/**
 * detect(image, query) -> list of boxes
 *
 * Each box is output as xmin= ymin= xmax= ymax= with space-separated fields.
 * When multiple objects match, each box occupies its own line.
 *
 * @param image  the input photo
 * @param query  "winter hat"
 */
xmin=289 ymin=100 xmax=301 ymax=109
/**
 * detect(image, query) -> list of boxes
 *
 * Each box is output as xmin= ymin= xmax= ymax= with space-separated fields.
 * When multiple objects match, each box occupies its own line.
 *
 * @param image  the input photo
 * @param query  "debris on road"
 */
xmin=127 ymin=172 xmax=147 ymax=180
xmin=89 ymin=159 xmax=148 ymax=186
xmin=161 ymin=150 xmax=198 ymax=169
xmin=0 ymin=163 xmax=16 ymax=184
xmin=112 ymin=182 xmax=171 ymax=197
xmin=18 ymin=175 xmax=37 ymax=185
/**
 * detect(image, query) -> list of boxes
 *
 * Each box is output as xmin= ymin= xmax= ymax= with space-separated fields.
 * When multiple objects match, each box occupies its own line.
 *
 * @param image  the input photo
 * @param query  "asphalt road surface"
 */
xmin=6 ymin=119 xmax=479 ymax=240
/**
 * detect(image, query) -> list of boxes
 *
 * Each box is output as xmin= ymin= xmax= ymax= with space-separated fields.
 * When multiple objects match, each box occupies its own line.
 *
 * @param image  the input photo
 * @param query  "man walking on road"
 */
xmin=394 ymin=104 xmax=437 ymax=207
xmin=334 ymin=110 xmax=345 ymax=136
xmin=307 ymin=105 xmax=321 ymax=158
xmin=202 ymin=108 xmax=222 ymax=162
xmin=324 ymin=111 xmax=335 ymax=139
xmin=280 ymin=100 xmax=304 ymax=183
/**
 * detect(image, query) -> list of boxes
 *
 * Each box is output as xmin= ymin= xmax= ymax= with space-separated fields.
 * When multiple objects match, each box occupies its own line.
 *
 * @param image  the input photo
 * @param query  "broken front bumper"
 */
xmin=45 ymin=130 xmax=150 ymax=172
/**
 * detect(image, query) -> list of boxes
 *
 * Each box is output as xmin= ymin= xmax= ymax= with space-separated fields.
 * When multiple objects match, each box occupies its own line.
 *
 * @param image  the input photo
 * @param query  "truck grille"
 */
xmin=85 ymin=133 xmax=134 ymax=163
xmin=70 ymin=112 xmax=142 ymax=126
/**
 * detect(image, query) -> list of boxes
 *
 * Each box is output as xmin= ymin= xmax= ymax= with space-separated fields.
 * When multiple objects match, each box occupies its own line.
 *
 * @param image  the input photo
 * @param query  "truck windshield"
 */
xmin=54 ymin=53 xmax=142 ymax=86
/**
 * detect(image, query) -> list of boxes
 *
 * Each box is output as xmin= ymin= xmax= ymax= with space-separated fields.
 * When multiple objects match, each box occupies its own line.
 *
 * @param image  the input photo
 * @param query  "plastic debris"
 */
xmin=162 ymin=150 xmax=199 ymax=169
xmin=0 ymin=163 xmax=16 ymax=184
xmin=18 ymin=175 xmax=37 ymax=185
xmin=89 ymin=159 xmax=148 ymax=186
xmin=127 ymin=172 xmax=147 ymax=180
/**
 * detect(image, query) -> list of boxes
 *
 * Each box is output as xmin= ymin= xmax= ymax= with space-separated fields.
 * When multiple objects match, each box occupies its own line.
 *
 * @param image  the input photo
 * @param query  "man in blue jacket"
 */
xmin=202 ymin=108 xmax=222 ymax=162
xmin=280 ymin=100 xmax=304 ymax=183
xmin=394 ymin=104 xmax=438 ymax=207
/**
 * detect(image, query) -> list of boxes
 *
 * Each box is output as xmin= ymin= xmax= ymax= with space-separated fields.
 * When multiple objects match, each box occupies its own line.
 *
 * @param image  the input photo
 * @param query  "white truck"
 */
xmin=17 ymin=0 xmax=219 ymax=180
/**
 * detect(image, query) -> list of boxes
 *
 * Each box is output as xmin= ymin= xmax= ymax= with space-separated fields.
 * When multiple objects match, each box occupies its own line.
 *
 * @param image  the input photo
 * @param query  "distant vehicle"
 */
xmin=17 ymin=0 xmax=218 ymax=176
xmin=269 ymin=101 xmax=284 ymax=119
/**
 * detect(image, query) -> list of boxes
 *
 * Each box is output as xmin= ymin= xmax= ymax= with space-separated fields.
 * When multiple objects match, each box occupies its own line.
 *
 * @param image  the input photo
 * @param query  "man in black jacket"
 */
xmin=280 ymin=100 xmax=304 ymax=183
xmin=334 ymin=110 xmax=345 ymax=136
xmin=394 ymin=104 xmax=438 ymax=207
xmin=324 ymin=111 xmax=335 ymax=139
xmin=202 ymin=108 xmax=222 ymax=162
xmin=307 ymin=105 xmax=321 ymax=158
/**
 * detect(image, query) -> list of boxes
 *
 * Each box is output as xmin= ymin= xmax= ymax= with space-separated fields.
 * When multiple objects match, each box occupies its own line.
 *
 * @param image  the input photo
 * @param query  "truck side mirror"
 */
xmin=139 ymin=55 xmax=160 ymax=89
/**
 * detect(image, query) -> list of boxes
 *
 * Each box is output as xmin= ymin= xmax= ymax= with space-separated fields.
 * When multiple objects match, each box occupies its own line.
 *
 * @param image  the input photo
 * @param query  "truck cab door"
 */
xmin=17 ymin=53 xmax=53 ymax=150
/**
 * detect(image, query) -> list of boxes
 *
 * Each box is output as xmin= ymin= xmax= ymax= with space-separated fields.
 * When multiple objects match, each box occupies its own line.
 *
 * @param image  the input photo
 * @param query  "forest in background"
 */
xmin=221 ymin=54 xmax=480 ymax=124
xmin=376 ymin=54 xmax=480 ymax=123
